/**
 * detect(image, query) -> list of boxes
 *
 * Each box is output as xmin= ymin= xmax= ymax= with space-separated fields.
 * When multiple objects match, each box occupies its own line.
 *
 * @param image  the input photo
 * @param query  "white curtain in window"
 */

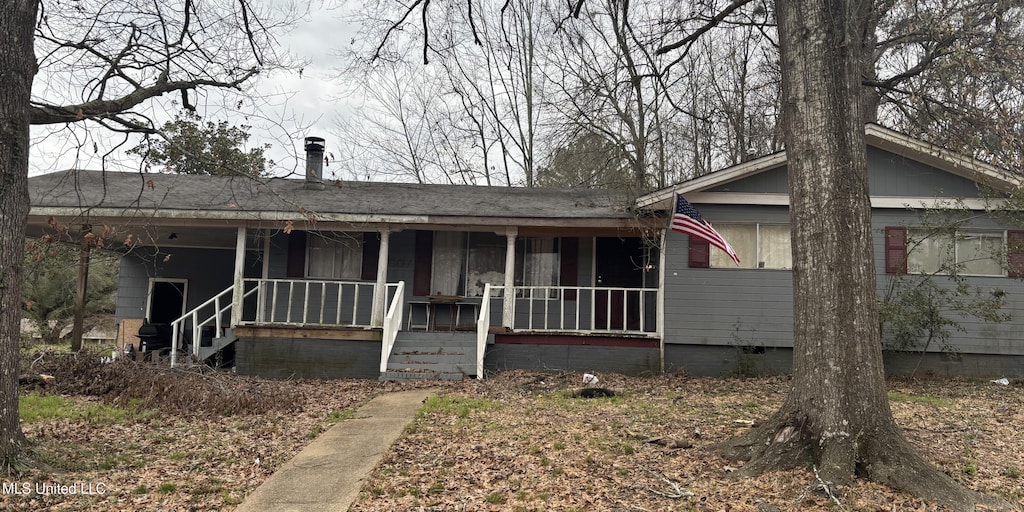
xmin=431 ymin=231 xmax=465 ymax=295
xmin=759 ymin=225 xmax=792 ymax=269
xmin=466 ymin=233 xmax=505 ymax=296
xmin=712 ymin=224 xmax=756 ymax=268
xmin=307 ymin=234 xmax=362 ymax=279
xmin=958 ymin=233 xmax=1003 ymax=276
xmin=307 ymin=236 xmax=332 ymax=277
xmin=908 ymin=230 xmax=953 ymax=274
xmin=335 ymin=239 xmax=362 ymax=278
xmin=524 ymin=238 xmax=558 ymax=286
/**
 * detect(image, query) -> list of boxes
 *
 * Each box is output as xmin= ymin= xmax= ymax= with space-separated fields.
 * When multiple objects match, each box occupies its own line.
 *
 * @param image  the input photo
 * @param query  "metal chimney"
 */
xmin=304 ymin=136 xmax=325 ymax=190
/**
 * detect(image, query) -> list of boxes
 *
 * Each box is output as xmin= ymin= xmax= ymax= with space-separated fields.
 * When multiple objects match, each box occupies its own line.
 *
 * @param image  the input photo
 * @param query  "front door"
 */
xmin=594 ymin=237 xmax=644 ymax=330
xmin=148 ymin=279 xmax=187 ymax=324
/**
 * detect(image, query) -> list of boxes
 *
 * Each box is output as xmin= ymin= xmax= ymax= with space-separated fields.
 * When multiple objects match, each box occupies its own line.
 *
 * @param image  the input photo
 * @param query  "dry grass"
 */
xmin=351 ymin=371 xmax=1024 ymax=512
xmin=5 ymin=360 xmax=1023 ymax=511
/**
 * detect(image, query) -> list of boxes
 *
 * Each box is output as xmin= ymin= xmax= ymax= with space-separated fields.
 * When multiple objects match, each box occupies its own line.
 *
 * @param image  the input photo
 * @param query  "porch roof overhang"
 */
xmin=28 ymin=170 xmax=656 ymax=248
xmin=635 ymin=123 xmax=1021 ymax=212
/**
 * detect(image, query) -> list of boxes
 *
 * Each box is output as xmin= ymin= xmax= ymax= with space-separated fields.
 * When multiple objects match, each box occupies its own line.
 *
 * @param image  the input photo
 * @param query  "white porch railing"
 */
xmin=380 ymin=281 xmax=405 ymax=372
xmin=510 ymin=285 xmax=659 ymax=334
xmin=168 ymin=279 xmax=655 ymax=373
xmin=247 ymin=278 xmax=377 ymax=327
xmin=170 ymin=283 xmax=258 ymax=367
xmin=476 ymin=284 xmax=497 ymax=379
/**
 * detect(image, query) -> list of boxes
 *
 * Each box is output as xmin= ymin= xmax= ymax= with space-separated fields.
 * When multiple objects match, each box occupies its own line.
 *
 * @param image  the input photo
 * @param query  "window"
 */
xmin=412 ymin=231 xmax=566 ymax=297
xmin=307 ymin=233 xmax=363 ymax=279
xmin=709 ymin=224 xmax=791 ymax=269
xmin=466 ymin=233 xmax=504 ymax=296
xmin=516 ymin=238 xmax=560 ymax=297
xmin=431 ymin=231 xmax=466 ymax=295
xmin=428 ymin=232 xmax=506 ymax=297
xmin=908 ymin=229 xmax=1004 ymax=276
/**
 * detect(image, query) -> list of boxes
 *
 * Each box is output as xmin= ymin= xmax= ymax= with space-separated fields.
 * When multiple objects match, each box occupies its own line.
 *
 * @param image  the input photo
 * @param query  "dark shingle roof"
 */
xmin=29 ymin=170 xmax=633 ymax=221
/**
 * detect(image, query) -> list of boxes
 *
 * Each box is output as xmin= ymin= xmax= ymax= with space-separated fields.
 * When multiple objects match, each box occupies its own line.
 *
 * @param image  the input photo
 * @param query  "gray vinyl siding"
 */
xmin=871 ymin=209 xmax=1024 ymax=355
xmin=662 ymin=205 xmax=795 ymax=348
xmin=709 ymin=165 xmax=788 ymax=193
xmin=866 ymin=147 xmax=984 ymax=198
xmin=706 ymin=147 xmax=985 ymax=197
xmin=665 ymin=148 xmax=1019 ymax=359
xmin=115 ymin=255 xmax=151 ymax=323
xmin=662 ymin=205 xmax=1024 ymax=357
xmin=114 ymin=247 xmax=238 ymax=323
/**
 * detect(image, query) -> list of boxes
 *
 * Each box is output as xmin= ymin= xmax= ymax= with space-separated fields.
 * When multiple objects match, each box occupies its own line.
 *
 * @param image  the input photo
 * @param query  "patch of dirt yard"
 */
xmin=350 ymin=371 xmax=1024 ymax=512
xmin=4 ymin=358 xmax=437 ymax=512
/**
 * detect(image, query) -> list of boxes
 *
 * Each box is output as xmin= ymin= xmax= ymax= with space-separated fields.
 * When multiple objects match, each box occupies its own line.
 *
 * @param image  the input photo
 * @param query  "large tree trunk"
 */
xmin=0 ymin=0 xmax=38 ymax=468
xmin=721 ymin=0 xmax=1009 ymax=510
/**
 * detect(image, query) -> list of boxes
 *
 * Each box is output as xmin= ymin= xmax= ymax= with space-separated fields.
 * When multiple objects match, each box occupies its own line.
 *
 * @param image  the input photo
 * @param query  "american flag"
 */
xmin=671 ymin=194 xmax=740 ymax=265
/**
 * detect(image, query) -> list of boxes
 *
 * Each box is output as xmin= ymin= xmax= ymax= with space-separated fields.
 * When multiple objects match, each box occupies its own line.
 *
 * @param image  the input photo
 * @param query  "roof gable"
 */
xmin=701 ymin=146 xmax=991 ymax=198
xmin=637 ymin=124 xmax=1020 ymax=210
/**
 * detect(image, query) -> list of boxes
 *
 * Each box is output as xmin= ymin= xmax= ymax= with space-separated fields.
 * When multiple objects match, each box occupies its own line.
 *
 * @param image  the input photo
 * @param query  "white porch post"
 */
xmin=657 ymin=228 xmax=667 ymax=373
xmin=372 ymin=228 xmax=391 ymax=326
xmin=502 ymin=227 xmax=517 ymax=328
xmin=230 ymin=226 xmax=247 ymax=326
xmin=261 ymin=229 xmax=271 ymax=279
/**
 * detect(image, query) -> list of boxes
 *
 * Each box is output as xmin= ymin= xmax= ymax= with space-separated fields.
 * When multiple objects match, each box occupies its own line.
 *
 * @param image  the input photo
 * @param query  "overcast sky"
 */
xmin=28 ymin=3 xmax=360 ymax=179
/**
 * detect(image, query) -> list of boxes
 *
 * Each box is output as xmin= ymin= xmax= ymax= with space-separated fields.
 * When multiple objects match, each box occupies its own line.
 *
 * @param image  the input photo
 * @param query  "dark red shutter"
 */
xmin=1008 ymin=230 xmax=1024 ymax=277
xmin=413 ymin=231 xmax=433 ymax=296
xmin=286 ymin=230 xmax=307 ymax=278
xmin=688 ymin=236 xmax=710 ymax=268
xmin=884 ymin=226 xmax=908 ymax=274
xmin=559 ymin=237 xmax=579 ymax=300
xmin=361 ymin=232 xmax=380 ymax=280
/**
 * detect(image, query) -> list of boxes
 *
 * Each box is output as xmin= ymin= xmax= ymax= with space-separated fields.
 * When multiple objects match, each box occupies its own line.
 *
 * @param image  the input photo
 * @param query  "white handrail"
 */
xmin=475 ymin=284 xmax=499 ymax=379
xmin=170 ymin=285 xmax=233 ymax=367
xmin=191 ymin=285 xmax=259 ymax=358
xmin=379 ymin=281 xmax=405 ymax=372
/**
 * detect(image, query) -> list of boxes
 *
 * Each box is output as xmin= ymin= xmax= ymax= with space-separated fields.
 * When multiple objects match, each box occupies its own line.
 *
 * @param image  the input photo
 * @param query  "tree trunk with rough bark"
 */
xmin=721 ymin=0 xmax=1012 ymax=510
xmin=0 ymin=0 xmax=38 ymax=468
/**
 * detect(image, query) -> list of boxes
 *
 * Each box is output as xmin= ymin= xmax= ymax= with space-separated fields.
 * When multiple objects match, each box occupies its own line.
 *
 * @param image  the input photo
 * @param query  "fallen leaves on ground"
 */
xmin=350 ymin=371 xmax=1024 ymax=512
xmin=4 ymin=371 xmax=431 ymax=512
xmin=4 ymin=367 xmax=1023 ymax=511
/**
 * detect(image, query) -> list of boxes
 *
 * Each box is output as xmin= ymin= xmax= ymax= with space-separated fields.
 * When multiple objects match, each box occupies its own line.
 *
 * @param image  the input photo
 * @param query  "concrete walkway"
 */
xmin=235 ymin=388 xmax=435 ymax=512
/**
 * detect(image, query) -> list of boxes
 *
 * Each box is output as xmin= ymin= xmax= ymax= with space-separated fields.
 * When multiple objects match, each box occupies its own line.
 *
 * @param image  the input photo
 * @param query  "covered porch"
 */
xmin=163 ymin=224 xmax=664 ymax=379
xmin=27 ymin=167 xmax=666 ymax=380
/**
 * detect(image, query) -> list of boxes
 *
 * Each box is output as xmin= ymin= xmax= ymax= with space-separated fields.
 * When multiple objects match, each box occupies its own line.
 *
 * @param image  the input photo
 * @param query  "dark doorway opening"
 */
xmin=594 ymin=237 xmax=644 ymax=330
xmin=149 ymin=280 xmax=186 ymax=324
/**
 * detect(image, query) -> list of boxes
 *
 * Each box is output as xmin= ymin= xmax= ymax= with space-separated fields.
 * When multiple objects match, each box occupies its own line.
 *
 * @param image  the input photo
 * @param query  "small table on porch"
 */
xmin=407 ymin=295 xmax=479 ymax=332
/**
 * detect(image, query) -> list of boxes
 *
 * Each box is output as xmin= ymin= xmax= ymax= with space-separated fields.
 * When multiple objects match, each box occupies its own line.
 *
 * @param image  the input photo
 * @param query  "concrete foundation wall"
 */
xmin=235 ymin=337 xmax=382 ymax=379
xmin=663 ymin=344 xmax=1024 ymax=379
xmin=485 ymin=336 xmax=660 ymax=376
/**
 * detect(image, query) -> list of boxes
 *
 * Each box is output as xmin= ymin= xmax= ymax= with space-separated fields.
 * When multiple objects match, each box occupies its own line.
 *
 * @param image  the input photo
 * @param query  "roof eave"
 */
xmin=635 ymin=151 xmax=788 ymax=210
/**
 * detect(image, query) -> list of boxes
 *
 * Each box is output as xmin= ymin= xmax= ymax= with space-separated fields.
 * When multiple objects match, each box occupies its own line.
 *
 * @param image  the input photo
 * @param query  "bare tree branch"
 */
xmin=370 ymin=0 xmax=426 ymax=63
xmin=655 ymin=0 xmax=754 ymax=56
xmin=29 ymin=69 xmax=258 ymax=127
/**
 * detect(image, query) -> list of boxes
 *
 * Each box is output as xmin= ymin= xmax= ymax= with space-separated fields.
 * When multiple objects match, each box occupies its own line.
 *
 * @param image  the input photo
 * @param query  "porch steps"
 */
xmin=195 ymin=329 xmax=237 ymax=361
xmin=380 ymin=332 xmax=482 ymax=382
